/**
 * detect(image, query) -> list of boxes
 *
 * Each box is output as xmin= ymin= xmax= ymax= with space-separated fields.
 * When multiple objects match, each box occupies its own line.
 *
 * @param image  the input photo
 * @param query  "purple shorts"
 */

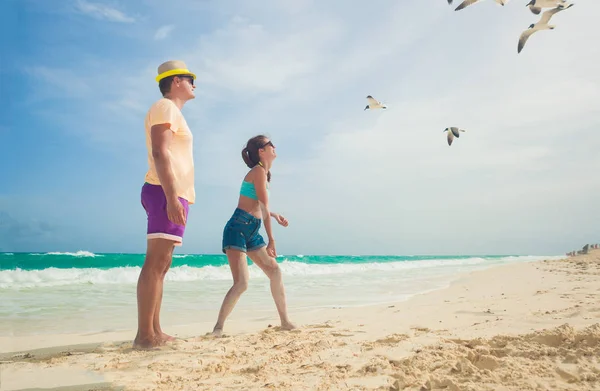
xmin=141 ymin=183 xmax=189 ymax=246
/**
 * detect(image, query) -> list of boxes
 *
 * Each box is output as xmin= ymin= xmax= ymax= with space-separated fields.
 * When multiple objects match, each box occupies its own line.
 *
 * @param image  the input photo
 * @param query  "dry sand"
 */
xmin=1 ymin=250 xmax=599 ymax=391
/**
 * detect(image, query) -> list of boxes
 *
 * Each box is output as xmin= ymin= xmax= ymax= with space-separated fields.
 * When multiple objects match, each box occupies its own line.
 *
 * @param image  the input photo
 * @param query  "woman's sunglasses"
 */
xmin=261 ymin=141 xmax=275 ymax=149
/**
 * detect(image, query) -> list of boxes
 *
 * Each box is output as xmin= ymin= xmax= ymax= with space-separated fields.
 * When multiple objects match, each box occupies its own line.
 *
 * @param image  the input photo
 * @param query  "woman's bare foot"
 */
xmin=211 ymin=327 xmax=224 ymax=337
xmin=280 ymin=321 xmax=297 ymax=331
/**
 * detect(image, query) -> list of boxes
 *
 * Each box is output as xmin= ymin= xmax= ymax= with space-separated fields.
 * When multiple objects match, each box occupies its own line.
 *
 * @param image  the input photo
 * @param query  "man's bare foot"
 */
xmin=211 ymin=327 xmax=224 ymax=337
xmin=133 ymin=334 xmax=162 ymax=349
xmin=159 ymin=332 xmax=176 ymax=343
xmin=281 ymin=321 xmax=297 ymax=331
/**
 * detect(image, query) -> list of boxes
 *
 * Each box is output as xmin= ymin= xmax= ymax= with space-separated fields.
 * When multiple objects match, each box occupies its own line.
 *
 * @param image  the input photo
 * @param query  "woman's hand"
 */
xmin=267 ymin=240 xmax=277 ymax=257
xmin=273 ymin=213 xmax=289 ymax=227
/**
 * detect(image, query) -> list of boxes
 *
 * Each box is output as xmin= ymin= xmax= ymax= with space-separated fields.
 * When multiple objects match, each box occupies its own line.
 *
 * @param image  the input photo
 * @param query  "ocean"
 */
xmin=0 ymin=251 xmax=563 ymax=337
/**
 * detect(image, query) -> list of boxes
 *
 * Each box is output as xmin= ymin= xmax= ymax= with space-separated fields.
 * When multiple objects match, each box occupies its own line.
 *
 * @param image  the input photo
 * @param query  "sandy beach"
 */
xmin=1 ymin=249 xmax=599 ymax=391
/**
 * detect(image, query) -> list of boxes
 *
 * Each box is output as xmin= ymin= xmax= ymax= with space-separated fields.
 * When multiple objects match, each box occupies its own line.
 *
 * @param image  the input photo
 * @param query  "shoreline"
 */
xmin=0 ymin=255 xmax=546 ymax=352
xmin=1 ymin=250 xmax=599 ymax=390
xmin=0 ymin=254 xmax=558 ymax=341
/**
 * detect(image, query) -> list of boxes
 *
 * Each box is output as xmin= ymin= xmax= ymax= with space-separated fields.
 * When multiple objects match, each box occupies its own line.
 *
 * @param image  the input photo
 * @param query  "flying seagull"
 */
xmin=526 ymin=0 xmax=571 ymax=15
xmin=364 ymin=95 xmax=387 ymax=111
xmin=455 ymin=0 xmax=507 ymax=11
xmin=518 ymin=4 xmax=574 ymax=53
xmin=443 ymin=127 xmax=466 ymax=146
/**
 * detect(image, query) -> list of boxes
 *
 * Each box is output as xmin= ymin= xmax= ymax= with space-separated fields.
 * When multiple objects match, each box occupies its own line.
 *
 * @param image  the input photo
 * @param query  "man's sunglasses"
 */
xmin=175 ymin=75 xmax=194 ymax=86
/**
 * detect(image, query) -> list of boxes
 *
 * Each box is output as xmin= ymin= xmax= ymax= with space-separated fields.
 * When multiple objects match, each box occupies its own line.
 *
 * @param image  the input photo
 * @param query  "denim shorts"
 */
xmin=222 ymin=208 xmax=266 ymax=254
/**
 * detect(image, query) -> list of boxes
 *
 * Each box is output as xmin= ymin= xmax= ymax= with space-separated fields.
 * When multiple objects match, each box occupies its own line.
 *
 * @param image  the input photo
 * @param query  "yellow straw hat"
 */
xmin=155 ymin=60 xmax=196 ymax=83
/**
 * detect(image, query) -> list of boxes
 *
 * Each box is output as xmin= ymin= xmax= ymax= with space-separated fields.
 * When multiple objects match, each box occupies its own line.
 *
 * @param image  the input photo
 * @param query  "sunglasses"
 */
xmin=261 ymin=141 xmax=275 ymax=149
xmin=175 ymin=75 xmax=194 ymax=86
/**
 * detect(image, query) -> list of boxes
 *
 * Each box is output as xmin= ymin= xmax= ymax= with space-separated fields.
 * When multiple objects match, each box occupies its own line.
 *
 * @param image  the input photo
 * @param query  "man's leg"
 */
xmin=138 ymin=183 xmax=189 ymax=347
xmin=153 ymin=246 xmax=175 ymax=342
xmin=134 ymin=238 xmax=175 ymax=349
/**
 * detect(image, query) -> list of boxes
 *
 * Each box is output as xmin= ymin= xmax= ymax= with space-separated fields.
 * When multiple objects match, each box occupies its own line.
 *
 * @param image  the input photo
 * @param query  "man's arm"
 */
xmin=151 ymin=124 xmax=177 ymax=200
xmin=151 ymin=123 xmax=185 ymax=225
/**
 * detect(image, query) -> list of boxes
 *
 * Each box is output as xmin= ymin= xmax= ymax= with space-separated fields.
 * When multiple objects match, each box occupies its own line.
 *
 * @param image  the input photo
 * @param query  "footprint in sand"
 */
xmin=360 ymin=334 xmax=410 ymax=351
xmin=331 ymin=332 xmax=354 ymax=337
xmin=10 ymin=353 xmax=34 ymax=360
xmin=566 ymin=310 xmax=582 ymax=318
xmin=265 ymin=325 xmax=303 ymax=334
xmin=306 ymin=323 xmax=336 ymax=329
xmin=357 ymin=355 xmax=394 ymax=375
xmin=195 ymin=333 xmax=230 ymax=341
xmin=410 ymin=327 xmax=430 ymax=337
xmin=374 ymin=334 xmax=410 ymax=345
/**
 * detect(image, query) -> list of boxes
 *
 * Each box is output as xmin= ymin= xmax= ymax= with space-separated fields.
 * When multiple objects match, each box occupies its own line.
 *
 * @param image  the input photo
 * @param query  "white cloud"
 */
xmin=75 ymin=0 xmax=135 ymax=23
xmin=191 ymin=15 xmax=345 ymax=94
xmin=154 ymin=25 xmax=174 ymax=40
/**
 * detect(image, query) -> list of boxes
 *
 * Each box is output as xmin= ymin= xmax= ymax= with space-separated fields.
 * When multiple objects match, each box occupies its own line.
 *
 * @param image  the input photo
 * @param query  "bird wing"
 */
xmin=366 ymin=96 xmax=380 ymax=106
xmin=539 ymin=0 xmax=566 ymax=7
xmin=455 ymin=0 xmax=480 ymax=11
xmin=539 ymin=5 xmax=567 ymax=24
xmin=450 ymin=127 xmax=461 ymax=138
xmin=529 ymin=4 xmax=542 ymax=14
xmin=447 ymin=130 xmax=454 ymax=146
xmin=448 ymin=0 xmax=453 ymax=4
xmin=518 ymin=28 xmax=536 ymax=53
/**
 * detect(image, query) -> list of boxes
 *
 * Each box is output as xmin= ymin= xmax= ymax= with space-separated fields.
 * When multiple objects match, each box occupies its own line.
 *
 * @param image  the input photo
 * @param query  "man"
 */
xmin=134 ymin=60 xmax=196 ymax=349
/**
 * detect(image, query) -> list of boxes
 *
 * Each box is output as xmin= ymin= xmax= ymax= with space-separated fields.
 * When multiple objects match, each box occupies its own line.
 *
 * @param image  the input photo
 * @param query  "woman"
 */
xmin=212 ymin=135 xmax=296 ymax=336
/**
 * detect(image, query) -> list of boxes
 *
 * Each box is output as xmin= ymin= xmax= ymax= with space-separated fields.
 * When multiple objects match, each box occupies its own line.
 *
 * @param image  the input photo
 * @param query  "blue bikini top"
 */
xmin=240 ymin=180 xmax=269 ymax=200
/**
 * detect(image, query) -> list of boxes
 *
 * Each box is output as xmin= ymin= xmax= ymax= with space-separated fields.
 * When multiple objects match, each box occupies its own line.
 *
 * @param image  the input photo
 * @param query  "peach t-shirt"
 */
xmin=144 ymin=98 xmax=195 ymax=204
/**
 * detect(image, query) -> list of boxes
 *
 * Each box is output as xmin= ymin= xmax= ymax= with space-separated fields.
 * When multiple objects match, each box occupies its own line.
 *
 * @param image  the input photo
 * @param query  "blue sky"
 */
xmin=1 ymin=0 xmax=599 ymax=255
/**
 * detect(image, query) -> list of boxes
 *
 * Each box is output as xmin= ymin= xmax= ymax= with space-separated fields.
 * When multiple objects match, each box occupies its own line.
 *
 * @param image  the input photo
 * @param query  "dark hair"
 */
xmin=158 ymin=74 xmax=189 ymax=96
xmin=158 ymin=76 xmax=175 ymax=96
xmin=241 ymin=135 xmax=271 ymax=182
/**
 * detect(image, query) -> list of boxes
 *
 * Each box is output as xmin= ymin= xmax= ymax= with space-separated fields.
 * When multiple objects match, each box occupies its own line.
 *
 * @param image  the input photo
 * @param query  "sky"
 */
xmin=1 ymin=0 xmax=599 ymax=256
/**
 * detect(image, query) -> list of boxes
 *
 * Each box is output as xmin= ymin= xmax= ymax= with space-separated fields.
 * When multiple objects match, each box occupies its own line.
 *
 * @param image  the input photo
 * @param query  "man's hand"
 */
xmin=166 ymin=197 xmax=186 ymax=226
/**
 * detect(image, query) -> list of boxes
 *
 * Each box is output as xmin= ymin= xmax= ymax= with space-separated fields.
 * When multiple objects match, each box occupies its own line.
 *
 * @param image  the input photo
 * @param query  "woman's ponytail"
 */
xmin=241 ymin=147 xmax=253 ymax=168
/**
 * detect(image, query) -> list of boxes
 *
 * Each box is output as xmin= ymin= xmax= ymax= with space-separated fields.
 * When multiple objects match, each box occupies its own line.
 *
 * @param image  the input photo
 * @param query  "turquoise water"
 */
xmin=0 ymin=251 xmax=563 ymax=337
xmin=0 ymin=251 xmax=517 ymax=271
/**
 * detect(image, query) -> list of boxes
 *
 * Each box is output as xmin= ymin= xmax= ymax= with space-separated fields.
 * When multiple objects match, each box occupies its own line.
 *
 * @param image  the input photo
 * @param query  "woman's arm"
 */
xmin=270 ymin=211 xmax=289 ymax=227
xmin=254 ymin=169 xmax=276 ymax=255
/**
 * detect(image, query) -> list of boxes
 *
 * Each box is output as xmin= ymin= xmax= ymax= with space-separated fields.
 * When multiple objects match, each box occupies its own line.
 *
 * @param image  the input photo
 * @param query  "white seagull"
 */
xmin=364 ymin=95 xmax=387 ymax=111
xmin=454 ymin=0 xmax=507 ymax=11
xmin=517 ymin=4 xmax=574 ymax=53
xmin=443 ymin=127 xmax=466 ymax=146
xmin=526 ymin=0 xmax=571 ymax=15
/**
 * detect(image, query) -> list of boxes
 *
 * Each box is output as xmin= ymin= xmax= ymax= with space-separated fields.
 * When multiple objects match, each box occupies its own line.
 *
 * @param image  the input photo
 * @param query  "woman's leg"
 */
xmin=212 ymin=249 xmax=249 ymax=336
xmin=247 ymin=247 xmax=296 ymax=330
